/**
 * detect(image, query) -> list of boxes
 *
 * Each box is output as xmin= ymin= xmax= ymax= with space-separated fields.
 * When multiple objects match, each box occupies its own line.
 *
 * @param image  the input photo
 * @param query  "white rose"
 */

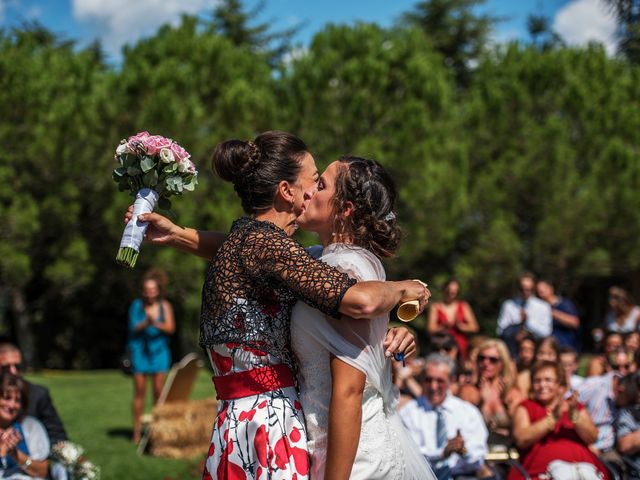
xmin=159 ymin=148 xmax=175 ymax=164
xmin=116 ymin=142 xmax=129 ymax=156
xmin=177 ymin=160 xmax=190 ymax=173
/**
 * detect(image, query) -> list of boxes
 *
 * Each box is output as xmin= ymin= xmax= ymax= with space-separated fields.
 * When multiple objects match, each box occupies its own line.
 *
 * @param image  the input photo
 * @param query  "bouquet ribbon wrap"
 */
xmin=116 ymin=188 xmax=158 ymax=267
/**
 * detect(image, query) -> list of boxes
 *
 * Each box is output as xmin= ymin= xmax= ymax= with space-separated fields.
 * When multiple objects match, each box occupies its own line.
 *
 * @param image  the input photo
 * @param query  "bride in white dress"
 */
xmin=291 ymin=157 xmax=435 ymax=479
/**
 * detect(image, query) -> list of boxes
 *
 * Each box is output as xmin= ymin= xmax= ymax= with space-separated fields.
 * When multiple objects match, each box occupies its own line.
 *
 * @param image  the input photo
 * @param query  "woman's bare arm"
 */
xmin=325 ymin=355 xmax=365 ymax=480
xmin=512 ymin=404 xmax=554 ymax=450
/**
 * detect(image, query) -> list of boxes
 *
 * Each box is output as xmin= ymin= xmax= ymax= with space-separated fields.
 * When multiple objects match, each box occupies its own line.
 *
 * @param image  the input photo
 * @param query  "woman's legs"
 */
xmin=152 ymin=372 xmax=166 ymax=404
xmin=132 ymin=373 xmax=146 ymax=443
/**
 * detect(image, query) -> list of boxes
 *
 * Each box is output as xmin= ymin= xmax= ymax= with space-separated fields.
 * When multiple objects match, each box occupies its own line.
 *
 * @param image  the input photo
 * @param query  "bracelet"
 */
xmin=570 ymin=409 xmax=580 ymax=424
xmin=545 ymin=412 xmax=556 ymax=431
xmin=21 ymin=456 xmax=32 ymax=470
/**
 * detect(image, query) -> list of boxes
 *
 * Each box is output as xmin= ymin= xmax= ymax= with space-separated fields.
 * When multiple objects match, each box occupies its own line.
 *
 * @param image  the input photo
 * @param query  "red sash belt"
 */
xmin=213 ymin=364 xmax=295 ymax=401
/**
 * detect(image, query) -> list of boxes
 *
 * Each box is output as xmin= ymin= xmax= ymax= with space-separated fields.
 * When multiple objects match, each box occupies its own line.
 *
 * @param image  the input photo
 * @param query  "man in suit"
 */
xmin=0 ymin=342 xmax=68 ymax=444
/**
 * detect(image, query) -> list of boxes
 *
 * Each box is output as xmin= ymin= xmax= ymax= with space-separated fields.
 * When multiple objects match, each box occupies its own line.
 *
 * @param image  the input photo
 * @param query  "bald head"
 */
xmin=0 ymin=343 xmax=22 ymax=376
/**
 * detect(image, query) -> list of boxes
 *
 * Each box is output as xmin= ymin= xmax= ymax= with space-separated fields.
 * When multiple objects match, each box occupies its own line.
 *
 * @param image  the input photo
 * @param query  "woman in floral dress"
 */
xmin=129 ymin=131 xmax=429 ymax=479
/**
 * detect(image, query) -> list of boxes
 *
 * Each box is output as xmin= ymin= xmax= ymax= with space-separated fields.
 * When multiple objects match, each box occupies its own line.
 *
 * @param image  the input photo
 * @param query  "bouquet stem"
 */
xmin=115 ymin=247 xmax=140 ymax=268
xmin=115 ymin=188 xmax=159 ymax=268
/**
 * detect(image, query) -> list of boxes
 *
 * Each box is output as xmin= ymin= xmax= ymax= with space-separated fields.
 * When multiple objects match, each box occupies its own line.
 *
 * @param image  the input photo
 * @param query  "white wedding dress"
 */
xmin=291 ymin=243 xmax=435 ymax=480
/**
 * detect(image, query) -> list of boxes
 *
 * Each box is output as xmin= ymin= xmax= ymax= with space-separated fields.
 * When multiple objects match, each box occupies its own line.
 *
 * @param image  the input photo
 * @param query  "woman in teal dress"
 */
xmin=127 ymin=268 xmax=175 ymax=443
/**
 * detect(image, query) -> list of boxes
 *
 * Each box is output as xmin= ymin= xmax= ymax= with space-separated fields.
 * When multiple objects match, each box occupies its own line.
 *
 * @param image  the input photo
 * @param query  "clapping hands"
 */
xmin=443 ymin=429 xmax=466 ymax=458
xmin=0 ymin=427 xmax=22 ymax=458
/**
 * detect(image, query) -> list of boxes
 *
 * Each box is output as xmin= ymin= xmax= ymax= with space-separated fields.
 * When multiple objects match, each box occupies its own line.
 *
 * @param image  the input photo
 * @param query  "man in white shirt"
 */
xmin=401 ymin=354 xmax=491 ymax=479
xmin=496 ymin=272 xmax=552 ymax=357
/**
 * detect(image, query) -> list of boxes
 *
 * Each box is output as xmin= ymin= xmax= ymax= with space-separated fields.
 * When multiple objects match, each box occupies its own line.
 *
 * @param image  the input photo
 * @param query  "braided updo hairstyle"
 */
xmin=212 ymin=131 xmax=309 ymax=214
xmin=332 ymin=156 xmax=401 ymax=258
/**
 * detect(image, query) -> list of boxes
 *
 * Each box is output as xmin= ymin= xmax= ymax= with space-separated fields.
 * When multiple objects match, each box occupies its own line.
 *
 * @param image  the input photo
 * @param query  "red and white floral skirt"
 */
xmin=202 ymin=344 xmax=310 ymax=480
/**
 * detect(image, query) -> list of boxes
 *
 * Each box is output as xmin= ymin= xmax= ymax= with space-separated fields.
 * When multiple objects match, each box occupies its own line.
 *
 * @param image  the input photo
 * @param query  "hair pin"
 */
xmin=384 ymin=211 xmax=396 ymax=221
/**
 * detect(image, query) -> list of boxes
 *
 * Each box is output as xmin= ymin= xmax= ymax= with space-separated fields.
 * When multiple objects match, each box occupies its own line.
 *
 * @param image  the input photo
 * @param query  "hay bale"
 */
xmin=148 ymin=444 xmax=208 ymax=460
xmin=148 ymin=397 xmax=217 ymax=459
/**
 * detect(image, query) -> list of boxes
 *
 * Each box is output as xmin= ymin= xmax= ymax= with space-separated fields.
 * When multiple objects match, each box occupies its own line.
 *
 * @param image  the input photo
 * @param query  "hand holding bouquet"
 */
xmin=51 ymin=441 xmax=100 ymax=480
xmin=113 ymin=132 xmax=198 ymax=267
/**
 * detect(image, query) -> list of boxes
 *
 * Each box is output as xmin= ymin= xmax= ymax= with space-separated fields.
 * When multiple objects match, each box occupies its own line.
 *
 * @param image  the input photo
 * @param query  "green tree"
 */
xmin=401 ymin=0 xmax=497 ymax=84
xmin=0 ymin=25 xmax=119 ymax=366
xmin=209 ymin=0 xmax=298 ymax=64
xmin=281 ymin=23 xmax=468 ymax=275
xmin=603 ymin=0 xmax=640 ymax=62
xmin=460 ymin=43 xmax=640 ymax=319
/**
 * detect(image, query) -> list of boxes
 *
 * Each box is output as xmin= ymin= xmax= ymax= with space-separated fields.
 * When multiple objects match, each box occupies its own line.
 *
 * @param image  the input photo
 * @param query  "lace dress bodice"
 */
xmin=199 ymin=217 xmax=356 ymax=375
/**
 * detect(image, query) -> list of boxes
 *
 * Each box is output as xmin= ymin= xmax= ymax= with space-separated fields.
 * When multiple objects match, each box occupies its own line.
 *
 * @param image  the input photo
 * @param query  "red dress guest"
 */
xmin=427 ymin=279 xmax=479 ymax=359
xmin=509 ymin=360 xmax=609 ymax=480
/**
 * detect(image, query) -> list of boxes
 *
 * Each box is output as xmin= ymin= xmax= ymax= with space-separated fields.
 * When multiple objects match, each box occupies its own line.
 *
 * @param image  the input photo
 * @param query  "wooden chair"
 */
xmin=137 ymin=352 xmax=204 ymax=455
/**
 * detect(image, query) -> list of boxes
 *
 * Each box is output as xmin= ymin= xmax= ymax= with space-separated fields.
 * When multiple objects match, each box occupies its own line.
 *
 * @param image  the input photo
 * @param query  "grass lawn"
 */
xmin=27 ymin=368 xmax=216 ymax=480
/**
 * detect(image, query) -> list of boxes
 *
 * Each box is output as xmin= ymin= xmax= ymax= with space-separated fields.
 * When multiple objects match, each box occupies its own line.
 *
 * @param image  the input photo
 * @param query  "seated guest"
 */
xmin=587 ymin=331 xmax=624 ymax=377
xmin=559 ymin=346 xmax=584 ymax=391
xmin=392 ymin=355 xmax=425 ymax=409
xmin=497 ymin=272 xmax=552 ymax=358
xmin=510 ymin=361 xmax=609 ymax=480
xmin=515 ymin=332 xmax=536 ymax=373
xmin=0 ymin=372 xmax=50 ymax=479
xmin=0 ymin=344 xmax=68 ymax=480
xmin=458 ymin=339 xmax=523 ymax=447
xmin=578 ymin=349 xmax=631 ymax=455
xmin=615 ymin=372 xmax=640 ymax=478
xmin=624 ymin=331 xmax=640 ymax=358
xmin=0 ymin=344 xmax=67 ymax=445
xmin=516 ymin=337 xmax=560 ymax=395
xmin=401 ymin=354 xmax=492 ymax=479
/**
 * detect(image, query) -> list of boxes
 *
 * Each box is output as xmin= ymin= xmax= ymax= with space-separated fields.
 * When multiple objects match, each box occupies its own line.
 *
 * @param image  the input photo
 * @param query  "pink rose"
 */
xmin=170 ymin=142 xmax=190 ymax=162
xmin=127 ymin=131 xmax=150 ymax=143
xmin=127 ymin=131 xmax=150 ymax=156
xmin=143 ymin=135 xmax=172 ymax=156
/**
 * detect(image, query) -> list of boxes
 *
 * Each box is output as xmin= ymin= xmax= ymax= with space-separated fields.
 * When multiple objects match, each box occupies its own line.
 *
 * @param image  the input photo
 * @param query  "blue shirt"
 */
xmin=551 ymin=297 xmax=580 ymax=350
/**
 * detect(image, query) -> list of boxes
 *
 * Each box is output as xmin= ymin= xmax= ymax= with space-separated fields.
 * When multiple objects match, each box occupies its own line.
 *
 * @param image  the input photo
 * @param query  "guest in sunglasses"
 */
xmin=0 ymin=344 xmax=67 ymax=447
xmin=459 ymin=339 xmax=523 ymax=446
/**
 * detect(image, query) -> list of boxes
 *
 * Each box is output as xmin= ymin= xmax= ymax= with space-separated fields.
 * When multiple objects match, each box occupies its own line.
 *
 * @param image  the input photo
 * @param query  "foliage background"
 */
xmin=1 ymin=0 xmax=640 ymax=367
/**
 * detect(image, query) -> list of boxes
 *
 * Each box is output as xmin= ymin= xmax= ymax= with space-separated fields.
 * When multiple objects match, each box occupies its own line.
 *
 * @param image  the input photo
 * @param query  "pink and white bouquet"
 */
xmin=113 ymin=131 xmax=198 ymax=267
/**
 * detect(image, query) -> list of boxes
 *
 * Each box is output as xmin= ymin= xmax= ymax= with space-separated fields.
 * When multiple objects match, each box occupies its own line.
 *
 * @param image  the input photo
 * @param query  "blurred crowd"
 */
xmin=395 ymin=275 xmax=640 ymax=480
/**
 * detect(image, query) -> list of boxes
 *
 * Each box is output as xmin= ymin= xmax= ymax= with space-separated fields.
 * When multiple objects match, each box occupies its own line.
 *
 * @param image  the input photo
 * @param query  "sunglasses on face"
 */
xmin=437 ymin=345 xmax=455 ymax=353
xmin=478 ymin=354 xmax=501 ymax=365
xmin=0 ymin=363 xmax=22 ymax=373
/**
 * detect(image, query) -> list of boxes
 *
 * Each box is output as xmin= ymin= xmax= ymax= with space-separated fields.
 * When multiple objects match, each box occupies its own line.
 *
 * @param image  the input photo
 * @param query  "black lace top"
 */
xmin=199 ymin=217 xmax=357 ymax=373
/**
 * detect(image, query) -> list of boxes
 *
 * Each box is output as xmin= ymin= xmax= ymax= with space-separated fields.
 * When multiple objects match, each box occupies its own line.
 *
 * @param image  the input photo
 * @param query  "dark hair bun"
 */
xmin=212 ymin=140 xmax=254 ymax=183
xmin=211 ymin=131 xmax=308 ymax=214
